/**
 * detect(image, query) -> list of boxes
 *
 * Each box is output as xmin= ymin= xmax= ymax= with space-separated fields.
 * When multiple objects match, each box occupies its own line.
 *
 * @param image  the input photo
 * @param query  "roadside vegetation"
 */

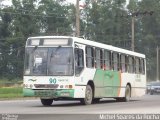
xmin=0 ymin=0 xmax=159 ymax=84
xmin=0 ymin=79 xmax=23 ymax=99
xmin=0 ymin=87 xmax=23 ymax=99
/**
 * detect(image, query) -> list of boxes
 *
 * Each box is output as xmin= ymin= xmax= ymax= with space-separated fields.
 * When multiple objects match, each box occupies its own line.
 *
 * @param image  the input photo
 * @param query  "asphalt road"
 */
xmin=0 ymin=95 xmax=160 ymax=120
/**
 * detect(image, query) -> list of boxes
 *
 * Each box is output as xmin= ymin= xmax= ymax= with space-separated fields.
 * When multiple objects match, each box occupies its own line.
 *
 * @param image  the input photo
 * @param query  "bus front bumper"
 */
xmin=23 ymin=88 xmax=74 ymax=98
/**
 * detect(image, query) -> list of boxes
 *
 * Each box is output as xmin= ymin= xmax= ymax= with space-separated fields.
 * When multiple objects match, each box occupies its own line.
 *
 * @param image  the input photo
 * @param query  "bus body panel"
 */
xmin=119 ymin=73 xmax=146 ymax=97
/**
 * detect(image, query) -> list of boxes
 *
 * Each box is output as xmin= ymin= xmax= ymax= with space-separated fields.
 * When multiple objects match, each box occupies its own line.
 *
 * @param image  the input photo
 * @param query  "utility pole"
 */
xmin=157 ymin=46 xmax=159 ymax=81
xmin=131 ymin=16 xmax=135 ymax=51
xmin=130 ymin=11 xmax=153 ymax=51
xmin=76 ymin=0 xmax=80 ymax=37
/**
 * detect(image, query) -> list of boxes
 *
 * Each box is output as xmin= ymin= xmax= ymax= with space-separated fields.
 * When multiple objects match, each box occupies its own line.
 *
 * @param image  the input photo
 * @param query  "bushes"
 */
xmin=0 ymin=78 xmax=23 ymax=99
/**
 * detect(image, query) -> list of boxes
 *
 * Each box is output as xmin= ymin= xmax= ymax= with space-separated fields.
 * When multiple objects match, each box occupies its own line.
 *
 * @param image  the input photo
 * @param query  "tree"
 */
xmin=138 ymin=0 xmax=160 ymax=80
xmin=0 ymin=0 xmax=74 ymax=79
xmin=38 ymin=0 xmax=73 ymax=35
xmin=83 ymin=0 xmax=129 ymax=49
xmin=0 ymin=6 xmax=13 ymax=78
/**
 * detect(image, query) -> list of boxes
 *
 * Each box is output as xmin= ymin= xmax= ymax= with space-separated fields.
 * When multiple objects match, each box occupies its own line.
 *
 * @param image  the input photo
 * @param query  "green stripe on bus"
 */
xmin=23 ymin=88 xmax=74 ymax=98
xmin=93 ymin=70 xmax=121 ymax=97
xmin=23 ymin=88 xmax=35 ymax=97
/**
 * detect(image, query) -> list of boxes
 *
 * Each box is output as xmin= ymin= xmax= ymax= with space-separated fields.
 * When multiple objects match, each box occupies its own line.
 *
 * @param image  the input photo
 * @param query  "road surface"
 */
xmin=0 ymin=95 xmax=160 ymax=120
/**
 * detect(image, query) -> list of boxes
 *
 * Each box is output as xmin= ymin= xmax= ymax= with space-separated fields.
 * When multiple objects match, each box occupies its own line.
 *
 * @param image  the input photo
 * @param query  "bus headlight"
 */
xmin=69 ymin=85 xmax=72 ymax=89
xmin=30 ymin=84 xmax=33 ymax=88
xmin=65 ymin=85 xmax=73 ymax=89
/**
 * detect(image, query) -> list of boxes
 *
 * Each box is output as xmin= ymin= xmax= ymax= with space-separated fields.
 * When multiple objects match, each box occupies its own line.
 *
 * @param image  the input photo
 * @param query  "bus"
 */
xmin=23 ymin=36 xmax=146 ymax=105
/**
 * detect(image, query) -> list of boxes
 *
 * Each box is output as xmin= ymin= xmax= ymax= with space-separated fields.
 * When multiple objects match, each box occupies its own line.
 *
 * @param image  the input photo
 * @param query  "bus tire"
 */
xmin=124 ymin=85 xmax=131 ymax=102
xmin=80 ymin=85 xmax=93 ymax=105
xmin=41 ymin=99 xmax=53 ymax=106
xmin=116 ymin=85 xmax=131 ymax=102
xmin=150 ymin=91 xmax=154 ymax=95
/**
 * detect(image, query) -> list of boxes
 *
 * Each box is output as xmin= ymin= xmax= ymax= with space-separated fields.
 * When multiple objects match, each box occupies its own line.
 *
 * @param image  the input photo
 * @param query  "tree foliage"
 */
xmin=0 ymin=0 xmax=159 ymax=80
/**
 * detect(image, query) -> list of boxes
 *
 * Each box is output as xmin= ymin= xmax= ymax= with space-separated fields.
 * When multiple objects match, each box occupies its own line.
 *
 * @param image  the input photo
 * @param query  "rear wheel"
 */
xmin=80 ymin=85 xmax=93 ymax=105
xmin=150 ymin=91 xmax=154 ymax=95
xmin=116 ymin=85 xmax=131 ymax=102
xmin=124 ymin=85 xmax=131 ymax=102
xmin=41 ymin=99 xmax=53 ymax=106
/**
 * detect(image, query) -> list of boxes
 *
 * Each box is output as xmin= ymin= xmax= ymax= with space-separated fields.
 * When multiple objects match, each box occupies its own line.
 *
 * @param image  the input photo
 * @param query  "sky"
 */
xmin=0 ymin=0 xmax=12 ymax=6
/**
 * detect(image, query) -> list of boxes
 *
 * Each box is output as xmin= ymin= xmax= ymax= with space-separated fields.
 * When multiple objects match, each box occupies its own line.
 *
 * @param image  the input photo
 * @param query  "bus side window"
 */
xmin=75 ymin=48 xmax=84 ymax=76
xmin=104 ymin=50 xmax=111 ymax=70
xmin=125 ymin=55 xmax=128 ymax=72
xmin=135 ymin=57 xmax=140 ymax=74
xmin=120 ymin=54 xmax=126 ymax=72
xmin=139 ymin=58 xmax=142 ymax=73
xmin=95 ymin=48 xmax=103 ymax=69
xmin=128 ymin=56 xmax=134 ymax=73
xmin=100 ymin=49 xmax=103 ymax=69
xmin=112 ymin=52 xmax=118 ymax=71
xmin=141 ymin=59 xmax=145 ymax=74
xmin=139 ymin=58 xmax=145 ymax=74
xmin=117 ymin=53 xmax=120 ymax=71
xmin=86 ymin=46 xmax=94 ymax=68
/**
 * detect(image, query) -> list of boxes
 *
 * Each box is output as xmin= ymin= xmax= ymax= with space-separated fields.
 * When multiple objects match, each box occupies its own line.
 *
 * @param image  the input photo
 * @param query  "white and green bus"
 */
xmin=23 ymin=36 xmax=146 ymax=105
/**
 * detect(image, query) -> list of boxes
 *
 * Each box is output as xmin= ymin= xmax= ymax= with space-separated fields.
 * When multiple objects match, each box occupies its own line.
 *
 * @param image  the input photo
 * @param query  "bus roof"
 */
xmin=28 ymin=36 xmax=145 ymax=58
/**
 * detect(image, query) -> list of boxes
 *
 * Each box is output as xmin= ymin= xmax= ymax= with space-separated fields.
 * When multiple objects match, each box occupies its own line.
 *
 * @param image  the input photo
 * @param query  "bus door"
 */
xmin=74 ymin=47 xmax=84 ymax=83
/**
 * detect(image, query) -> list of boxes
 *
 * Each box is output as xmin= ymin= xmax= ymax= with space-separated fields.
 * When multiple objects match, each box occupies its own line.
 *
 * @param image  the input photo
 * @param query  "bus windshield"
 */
xmin=24 ymin=47 xmax=73 ymax=76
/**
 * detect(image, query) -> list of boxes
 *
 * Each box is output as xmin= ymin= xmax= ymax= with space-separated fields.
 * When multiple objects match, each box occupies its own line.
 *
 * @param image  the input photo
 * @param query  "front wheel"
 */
xmin=41 ymin=99 xmax=53 ymax=106
xmin=80 ymin=85 xmax=93 ymax=105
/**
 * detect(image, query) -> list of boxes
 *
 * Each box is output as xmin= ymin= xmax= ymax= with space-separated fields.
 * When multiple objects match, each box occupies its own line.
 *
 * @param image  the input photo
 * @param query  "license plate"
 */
xmin=35 ymin=90 xmax=56 ymax=97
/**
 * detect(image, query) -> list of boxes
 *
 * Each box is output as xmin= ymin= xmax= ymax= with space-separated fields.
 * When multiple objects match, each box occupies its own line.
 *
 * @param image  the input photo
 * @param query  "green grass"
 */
xmin=0 ymin=79 xmax=35 ymax=100
xmin=0 ymin=87 xmax=23 ymax=99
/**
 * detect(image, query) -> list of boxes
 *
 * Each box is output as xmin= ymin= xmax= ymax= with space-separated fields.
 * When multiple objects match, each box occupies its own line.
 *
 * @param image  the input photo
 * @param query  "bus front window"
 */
xmin=24 ymin=47 xmax=73 ymax=76
xmin=24 ymin=48 xmax=48 ymax=75
xmin=48 ymin=48 xmax=73 ymax=76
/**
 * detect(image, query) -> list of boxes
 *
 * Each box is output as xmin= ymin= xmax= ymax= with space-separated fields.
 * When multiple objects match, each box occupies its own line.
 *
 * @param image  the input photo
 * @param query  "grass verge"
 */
xmin=0 ymin=87 xmax=23 ymax=99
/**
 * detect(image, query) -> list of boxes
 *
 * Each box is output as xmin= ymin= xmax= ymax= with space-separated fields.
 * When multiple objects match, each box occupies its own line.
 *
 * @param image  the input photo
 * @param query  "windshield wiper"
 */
xmin=31 ymin=46 xmax=38 ymax=53
xmin=50 ymin=46 xmax=61 ymax=61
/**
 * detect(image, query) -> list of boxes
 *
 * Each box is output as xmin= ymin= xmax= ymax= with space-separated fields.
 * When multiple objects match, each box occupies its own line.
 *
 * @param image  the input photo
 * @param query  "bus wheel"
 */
xmin=150 ymin=91 xmax=154 ymax=95
xmin=41 ymin=99 xmax=53 ymax=106
xmin=80 ymin=85 xmax=93 ymax=105
xmin=116 ymin=85 xmax=131 ymax=102
xmin=124 ymin=85 xmax=131 ymax=102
